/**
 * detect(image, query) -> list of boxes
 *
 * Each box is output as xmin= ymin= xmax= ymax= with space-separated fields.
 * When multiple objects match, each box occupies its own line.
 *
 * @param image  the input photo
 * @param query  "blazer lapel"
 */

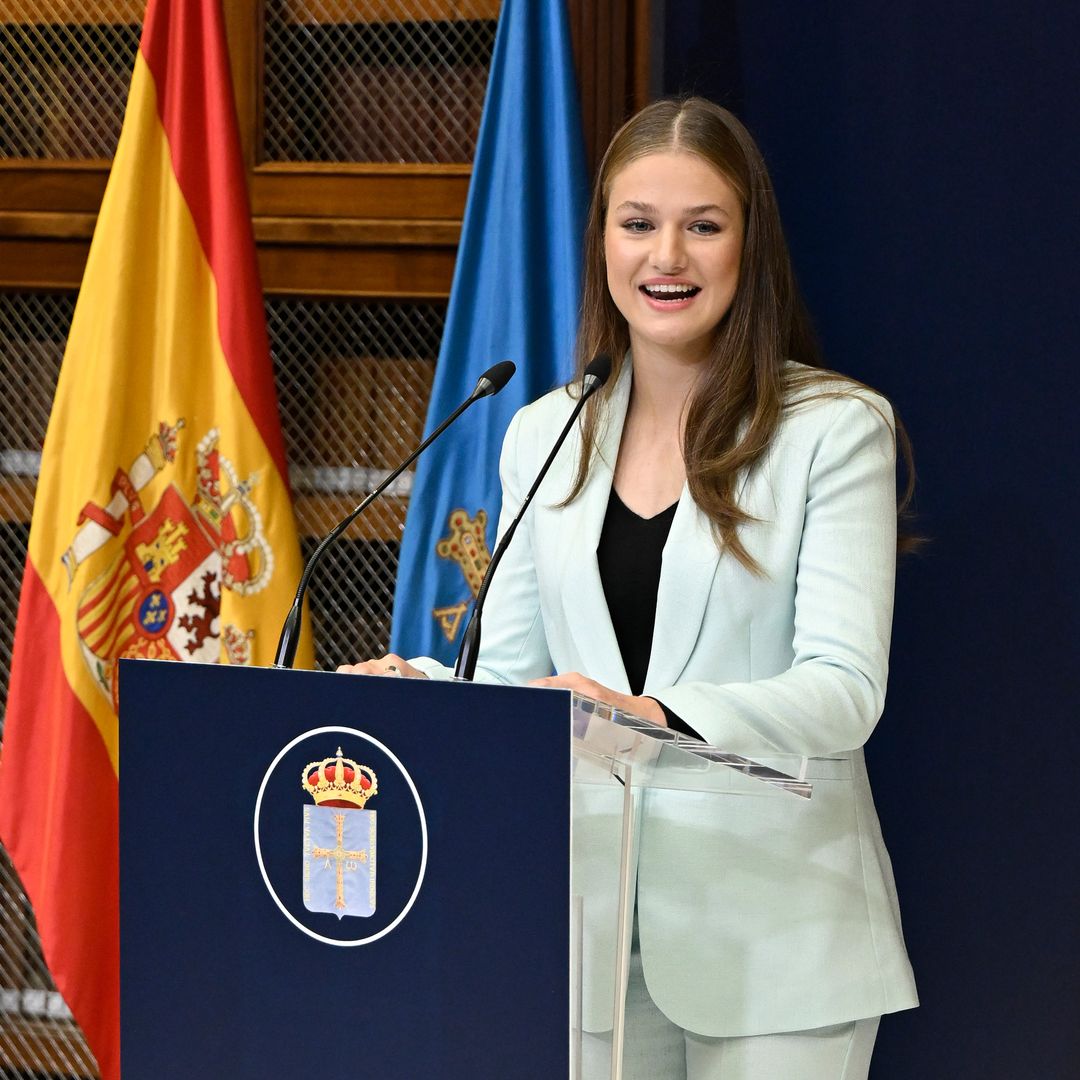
xmin=644 ymin=417 xmax=765 ymax=693
xmin=556 ymin=363 xmax=749 ymax=696
xmin=558 ymin=365 xmax=632 ymax=691
xmin=643 ymin=491 xmax=721 ymax=693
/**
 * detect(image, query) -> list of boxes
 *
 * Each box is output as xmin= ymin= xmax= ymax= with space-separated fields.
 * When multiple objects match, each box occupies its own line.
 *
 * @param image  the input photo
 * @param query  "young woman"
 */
xmin=341 ymin=97 xmax=918 ymax=1079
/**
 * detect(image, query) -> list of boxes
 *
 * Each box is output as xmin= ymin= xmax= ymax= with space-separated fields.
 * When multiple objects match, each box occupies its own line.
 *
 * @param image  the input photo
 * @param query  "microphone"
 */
xmin=274 ymin=360 xmax=517 ymax=668
xmin=453 ymin=354 xmax=613 ymax=681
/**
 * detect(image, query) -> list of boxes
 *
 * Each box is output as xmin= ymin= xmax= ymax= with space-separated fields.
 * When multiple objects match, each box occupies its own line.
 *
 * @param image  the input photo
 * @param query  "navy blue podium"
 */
xmin=118 ymin=659 xmax=808 ymax=1079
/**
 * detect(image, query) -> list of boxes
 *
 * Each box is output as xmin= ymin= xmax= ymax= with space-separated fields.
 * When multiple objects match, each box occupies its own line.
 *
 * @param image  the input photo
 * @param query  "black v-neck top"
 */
xmin=596 ymin=488 xmax=678 ymax=694
xmin=596 ymin=488 xmax=701 ymax=739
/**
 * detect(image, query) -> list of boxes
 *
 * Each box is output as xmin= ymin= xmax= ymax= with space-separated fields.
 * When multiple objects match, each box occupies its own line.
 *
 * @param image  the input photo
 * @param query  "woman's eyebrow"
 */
xmin=613 ymin=200 xmax=731 ymax=217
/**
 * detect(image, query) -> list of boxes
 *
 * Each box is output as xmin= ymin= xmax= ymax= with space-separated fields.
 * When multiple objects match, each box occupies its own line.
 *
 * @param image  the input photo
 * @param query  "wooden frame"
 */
xmin=0 ymin=1 xmax=650 ymax=296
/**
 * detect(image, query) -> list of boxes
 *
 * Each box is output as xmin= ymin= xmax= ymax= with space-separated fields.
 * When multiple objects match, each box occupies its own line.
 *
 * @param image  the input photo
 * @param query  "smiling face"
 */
xmin=603 ymin=150 xmax=744 ymax=365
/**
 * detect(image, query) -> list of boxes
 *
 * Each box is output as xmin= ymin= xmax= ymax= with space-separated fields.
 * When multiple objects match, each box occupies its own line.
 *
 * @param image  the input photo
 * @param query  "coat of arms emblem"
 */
xmin=301 ymin=748 xmax=378 ymax=919
xmin=63 ymin=420 xmax=274 ymax=707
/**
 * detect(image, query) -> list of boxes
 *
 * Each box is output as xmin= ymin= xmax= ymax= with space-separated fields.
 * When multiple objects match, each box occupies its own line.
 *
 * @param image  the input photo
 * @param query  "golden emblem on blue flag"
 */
xmin=301 ymin=748 xmax=378 ymax=919
xmin=432 ymin=508 xmax=491 ymax=642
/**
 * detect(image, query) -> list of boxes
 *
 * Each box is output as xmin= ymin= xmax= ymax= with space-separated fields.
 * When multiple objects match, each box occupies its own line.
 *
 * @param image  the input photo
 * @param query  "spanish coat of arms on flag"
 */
xmin=68 ymin=425 xmax=278 ymax=710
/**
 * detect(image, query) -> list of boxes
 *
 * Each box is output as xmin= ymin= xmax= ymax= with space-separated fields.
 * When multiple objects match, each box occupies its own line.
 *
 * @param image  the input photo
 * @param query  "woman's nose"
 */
xmin=650 ymin=225 xmax=686 ymax=274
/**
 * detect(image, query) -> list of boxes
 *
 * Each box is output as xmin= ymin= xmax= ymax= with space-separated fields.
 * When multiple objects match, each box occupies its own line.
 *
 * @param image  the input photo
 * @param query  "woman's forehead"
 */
xmin=605 ymin=151 xmax=742 ymax=210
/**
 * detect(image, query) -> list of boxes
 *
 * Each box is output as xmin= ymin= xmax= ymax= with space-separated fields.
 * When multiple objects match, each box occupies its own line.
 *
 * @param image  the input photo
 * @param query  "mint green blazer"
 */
xmin=414 ymin=362 xmax=918 ymax=1036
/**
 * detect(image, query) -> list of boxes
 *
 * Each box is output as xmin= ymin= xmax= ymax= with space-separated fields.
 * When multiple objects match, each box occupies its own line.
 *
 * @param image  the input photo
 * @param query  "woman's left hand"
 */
xmin=336 ymin=653 xmax=428 ymax=679
xmin=528 ymin=672 xmax=667 ymax=726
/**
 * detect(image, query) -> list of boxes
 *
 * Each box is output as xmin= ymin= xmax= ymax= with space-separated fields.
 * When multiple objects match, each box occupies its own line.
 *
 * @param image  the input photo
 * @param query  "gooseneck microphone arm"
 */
xmin=274 ymin=360 xmax=517 ymax=669
xmin=453 ymin=354 xmax=613 ymax=681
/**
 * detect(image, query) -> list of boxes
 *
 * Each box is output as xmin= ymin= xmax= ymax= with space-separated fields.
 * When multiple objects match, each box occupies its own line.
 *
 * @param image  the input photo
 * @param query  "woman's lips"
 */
xmin=639 ymin=282 xmax=701 ymax=310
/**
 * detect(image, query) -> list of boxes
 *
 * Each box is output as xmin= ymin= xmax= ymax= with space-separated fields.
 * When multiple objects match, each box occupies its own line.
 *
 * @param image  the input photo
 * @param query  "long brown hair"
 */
xmin=566 ymin=97 xmax=917 ymax=569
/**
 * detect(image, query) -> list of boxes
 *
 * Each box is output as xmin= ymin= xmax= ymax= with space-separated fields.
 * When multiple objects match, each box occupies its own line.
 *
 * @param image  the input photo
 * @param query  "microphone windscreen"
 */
xmin=583 ymin=352 xmax=613 ymax=389
xmin=474 ymin=360 xmax=517 ymax=398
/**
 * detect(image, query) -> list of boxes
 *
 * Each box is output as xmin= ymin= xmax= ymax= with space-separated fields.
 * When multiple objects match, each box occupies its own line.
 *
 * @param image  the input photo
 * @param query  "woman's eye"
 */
xmin=621 ymin=218 xmax=653 ymax=233
xmin=689 ymin=221 xmax=722 ymax=235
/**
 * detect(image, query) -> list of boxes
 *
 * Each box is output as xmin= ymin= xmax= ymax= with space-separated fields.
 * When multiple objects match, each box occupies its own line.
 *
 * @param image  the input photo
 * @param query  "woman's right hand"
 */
xmin=336 ymin=653 xmax=428 ymax=679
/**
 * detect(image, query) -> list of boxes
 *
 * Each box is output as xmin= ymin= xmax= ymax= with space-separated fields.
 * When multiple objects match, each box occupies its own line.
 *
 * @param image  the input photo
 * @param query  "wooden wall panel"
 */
xmin=256 ymin=243 xmax=457 ymax=297
xmin=0 ymin=164 xmax=109 ymax=215
xmin=567 ymin=0 xmax=650 ymax=176
xmin=249 ymin=164 xmax=471 ymax=221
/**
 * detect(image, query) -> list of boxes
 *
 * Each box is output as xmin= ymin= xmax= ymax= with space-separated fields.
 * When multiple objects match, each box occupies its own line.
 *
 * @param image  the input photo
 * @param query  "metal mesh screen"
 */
xmin=267 ymin=296 xmax=443 ymax=669
xmin=0 ymin=292 xmax=68 ymax=729
xmin=0 ymin=3 xmax=141 ymax=160
xmin=0 ymin=843 xmax=96 ymax=1079
xmin=263 ymin=0 xmax=498 ymax=162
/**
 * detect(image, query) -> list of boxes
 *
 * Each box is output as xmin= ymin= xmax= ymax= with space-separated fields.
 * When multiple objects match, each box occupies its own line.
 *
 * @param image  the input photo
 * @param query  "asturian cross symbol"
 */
xmin=310 ymin=812 xmax=368 ymax=910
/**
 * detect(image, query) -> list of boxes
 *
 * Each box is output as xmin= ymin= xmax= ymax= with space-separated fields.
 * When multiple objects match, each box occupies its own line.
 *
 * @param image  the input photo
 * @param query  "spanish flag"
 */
xmin=0 ymin=3 xmax=308 ymax=1076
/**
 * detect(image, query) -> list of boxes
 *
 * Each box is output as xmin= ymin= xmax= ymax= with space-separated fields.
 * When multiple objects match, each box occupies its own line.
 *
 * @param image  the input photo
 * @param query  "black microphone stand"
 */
xmin=453 ymin=355 xmax=612 ymax=681
xmin=274 ymin=361 xmax=516 ymax=669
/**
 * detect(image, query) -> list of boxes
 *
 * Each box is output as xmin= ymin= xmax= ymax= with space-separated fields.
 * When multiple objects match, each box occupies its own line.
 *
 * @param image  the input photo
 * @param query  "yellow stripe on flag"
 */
xmin=31 ymin=53 xmax=306 ymax=772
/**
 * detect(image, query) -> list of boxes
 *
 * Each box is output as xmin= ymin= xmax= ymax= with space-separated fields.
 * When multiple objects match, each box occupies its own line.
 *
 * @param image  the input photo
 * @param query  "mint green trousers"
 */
xmin=582 ymin=928 xmax=880 ymax=1080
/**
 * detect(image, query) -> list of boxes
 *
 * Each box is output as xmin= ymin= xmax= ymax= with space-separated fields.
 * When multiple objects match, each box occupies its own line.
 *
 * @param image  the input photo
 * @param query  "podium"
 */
xmin=118 ymin=660 xmax=811 ymax=1079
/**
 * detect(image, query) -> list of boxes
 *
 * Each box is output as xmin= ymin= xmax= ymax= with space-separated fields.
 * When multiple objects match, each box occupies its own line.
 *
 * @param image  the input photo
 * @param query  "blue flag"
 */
xmin=390 ymin=0 xmax=587 ymax=662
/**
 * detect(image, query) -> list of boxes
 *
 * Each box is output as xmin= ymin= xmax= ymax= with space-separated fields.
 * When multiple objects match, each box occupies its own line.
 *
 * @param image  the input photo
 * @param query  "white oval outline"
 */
xmin=253 ymin=724 xmax=428 ymax=947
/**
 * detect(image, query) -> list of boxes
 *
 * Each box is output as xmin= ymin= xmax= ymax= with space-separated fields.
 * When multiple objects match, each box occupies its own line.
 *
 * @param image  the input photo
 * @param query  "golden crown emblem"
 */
xmin=301 ymin=748 xmax=378 ymax=809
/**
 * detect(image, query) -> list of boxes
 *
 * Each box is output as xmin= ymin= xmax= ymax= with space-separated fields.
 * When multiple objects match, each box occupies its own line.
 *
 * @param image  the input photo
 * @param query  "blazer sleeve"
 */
xmin=409 ymin=404 xmax=554 ymax=683
xmin=650 ymin=394 xmax=899 ymax=756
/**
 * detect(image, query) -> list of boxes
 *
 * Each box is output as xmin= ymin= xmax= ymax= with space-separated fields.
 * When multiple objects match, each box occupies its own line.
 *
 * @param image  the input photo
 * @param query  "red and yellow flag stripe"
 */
xmin=0 ymin=3 xmax=309 ymax=1077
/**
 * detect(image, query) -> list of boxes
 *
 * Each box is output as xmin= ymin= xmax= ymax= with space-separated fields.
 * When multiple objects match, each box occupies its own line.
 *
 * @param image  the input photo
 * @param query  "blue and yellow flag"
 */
xmin=390 ymin=0 xmax=587 ymax=661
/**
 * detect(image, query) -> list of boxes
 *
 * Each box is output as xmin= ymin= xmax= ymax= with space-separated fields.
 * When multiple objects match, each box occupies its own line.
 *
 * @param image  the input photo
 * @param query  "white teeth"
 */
xmin=643 ymin=283 xmax=697 ymax=295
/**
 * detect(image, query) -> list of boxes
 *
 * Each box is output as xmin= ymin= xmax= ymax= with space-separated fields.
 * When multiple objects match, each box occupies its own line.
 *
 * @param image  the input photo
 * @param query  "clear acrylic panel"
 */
xmin=568 ymin=693 xmax=817 ymax=1079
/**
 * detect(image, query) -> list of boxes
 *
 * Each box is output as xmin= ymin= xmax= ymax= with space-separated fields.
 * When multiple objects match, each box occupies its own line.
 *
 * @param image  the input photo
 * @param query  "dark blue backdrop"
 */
xmin=662 ymin=3 xmax=1080 ymax=1077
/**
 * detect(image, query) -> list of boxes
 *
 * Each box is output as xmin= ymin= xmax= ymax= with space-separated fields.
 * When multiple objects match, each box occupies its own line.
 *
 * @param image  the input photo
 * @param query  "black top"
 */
xmin=596 ymin=488 xmax=702 ymax=739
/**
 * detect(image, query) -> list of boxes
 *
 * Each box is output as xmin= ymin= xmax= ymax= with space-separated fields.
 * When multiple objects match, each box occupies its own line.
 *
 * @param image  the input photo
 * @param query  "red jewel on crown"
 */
xmin=300 ymin=747 xmax=378 ymax=809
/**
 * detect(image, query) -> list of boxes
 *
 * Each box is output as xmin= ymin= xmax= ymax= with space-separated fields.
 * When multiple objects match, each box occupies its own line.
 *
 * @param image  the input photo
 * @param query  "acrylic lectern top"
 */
xmin=570 ymin=692 xmax=814 ymax=800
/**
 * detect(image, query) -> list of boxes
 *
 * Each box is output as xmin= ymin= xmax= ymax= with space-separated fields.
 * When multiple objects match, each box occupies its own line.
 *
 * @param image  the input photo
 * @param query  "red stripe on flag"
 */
xmin=79 ymin=577 xmax=136 ymax=644
xmin=138 ymin=0 xmax=291 ymax=489
xmin=83 ymin=583 xmax=139 ymax=654
xmin=77 ymin=560 xmax=124 ymax=619
xmin=0 ymin=561 xmax=120 ymax=1080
